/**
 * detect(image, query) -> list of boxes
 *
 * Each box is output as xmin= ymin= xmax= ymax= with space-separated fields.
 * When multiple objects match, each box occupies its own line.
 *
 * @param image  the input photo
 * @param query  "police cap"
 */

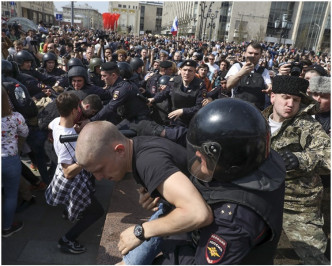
xmin=180 ymin=59 xmax=197 ymax=69
xmin=159 ymin=60 xmax=173 ymax=69
xmin=101 ymin=62 xmax=118 ymax=71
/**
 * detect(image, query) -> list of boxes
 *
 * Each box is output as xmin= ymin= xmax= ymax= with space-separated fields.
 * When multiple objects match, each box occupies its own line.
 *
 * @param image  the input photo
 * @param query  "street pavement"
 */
xmin=2 ymin=161 xmax=114 ymax=265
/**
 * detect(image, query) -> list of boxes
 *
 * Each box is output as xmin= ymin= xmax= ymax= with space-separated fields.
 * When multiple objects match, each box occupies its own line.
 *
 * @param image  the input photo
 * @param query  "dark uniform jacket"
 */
xmin=156 ymin=150 xmax=286 ymax=265
xmin=153 ymin=75 xmax=206 ymax=126
xmin=88 ymin=71 xmax=105 ymax=88
xmin=38 ymin=67 xmax=66 ymax=77
xmin=20 ymin=68 xmax=56 ymax=86
xmin=90 ymin=77 xmax=150 ymax=124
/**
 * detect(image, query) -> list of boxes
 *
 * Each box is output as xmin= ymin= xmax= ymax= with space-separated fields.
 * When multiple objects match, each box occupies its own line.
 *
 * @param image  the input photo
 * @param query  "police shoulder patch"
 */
xmin=170 ymin=77 xmax=174 ymax=82
xmin=113 ymin=90 xmax=120 ymax=100
xmin=205 ymin=234 xmax=227 ymax=264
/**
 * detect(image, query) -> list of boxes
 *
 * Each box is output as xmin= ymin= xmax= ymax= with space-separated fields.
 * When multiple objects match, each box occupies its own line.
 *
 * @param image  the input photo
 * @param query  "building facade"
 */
xmin=108 ymin=1 xmax=163 ymax=35
xmin=161 ymin=1 xmax=330 ymax=52
xmin=2 ymin=1 xmax=55 ymax=26
xmin=61 ymin=3 xmax=103 ymax=30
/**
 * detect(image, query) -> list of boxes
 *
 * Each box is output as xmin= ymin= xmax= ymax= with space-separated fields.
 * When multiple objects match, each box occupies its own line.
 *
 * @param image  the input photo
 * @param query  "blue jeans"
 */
xmin=123 ymin=203 xmax=166 ymax=265
xmin=26 ymin=127 xmax=51 ymax=184
xmin=2 ymin=155 xmax=22 ymax=229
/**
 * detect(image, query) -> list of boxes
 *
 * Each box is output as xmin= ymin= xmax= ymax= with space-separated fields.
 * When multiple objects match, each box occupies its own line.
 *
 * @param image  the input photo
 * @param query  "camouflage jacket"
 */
xmin=262 ymin=102 xmax=330 ymax=213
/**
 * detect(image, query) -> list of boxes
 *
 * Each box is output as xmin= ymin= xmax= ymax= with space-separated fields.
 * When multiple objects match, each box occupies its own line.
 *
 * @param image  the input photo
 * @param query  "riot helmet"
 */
xmin=89 ymin=58 xmax=103 ymax=72
xmin=187 ymin=98 xmax=270 ymax=183
xmin=15 ymin=50 xmax=35 ymax=66
xmin=42 ymin=52 xmax=58 ymax=68
xmin=68 ymin=66 xmax=89 ymax=84
xmin=117 ymin=62 xmax=133 ymax=79
xmin=2 ymin=60 xmax=20 ymax=78
xmin=130 ymin=57 xmax=144 ymax=72
xmin=157 ymin=75 xmax=171 ymax=87
xmin=67 ymin=57 xmax=84 ymax=70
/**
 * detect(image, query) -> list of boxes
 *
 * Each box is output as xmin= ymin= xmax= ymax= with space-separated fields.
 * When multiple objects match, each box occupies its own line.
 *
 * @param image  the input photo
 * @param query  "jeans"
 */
xmin=123 ymin=203 xmax=166 ymax=265
xmin=26 ymin=127 xmax=51 ymax=184
xmin=2 ymin=155 xmax=22 ymax=229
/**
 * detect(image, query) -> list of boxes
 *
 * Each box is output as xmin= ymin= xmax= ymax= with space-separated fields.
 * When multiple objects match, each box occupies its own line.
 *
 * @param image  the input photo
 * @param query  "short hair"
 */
xmin=56 ymin=92 xmax=80 ymax=117
xmin=246 ymin=41 xmax=263 ymax=53
xmin=82 ymin=94 xmax=103 ymax=118
xmin=13 ymin=40 xmax=23 ymax=46
xmin=2 ymin=86 xmax=12 ymax=117
xmin=66 ymin=43 xmax=74 ymax=49
xmin=197 ymin=63 xmax=209 ymax=71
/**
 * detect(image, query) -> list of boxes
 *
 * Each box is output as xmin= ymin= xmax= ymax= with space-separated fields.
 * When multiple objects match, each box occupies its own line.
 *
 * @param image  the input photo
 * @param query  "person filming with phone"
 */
xmin=226 ymin=42 xmax=272 ymax=110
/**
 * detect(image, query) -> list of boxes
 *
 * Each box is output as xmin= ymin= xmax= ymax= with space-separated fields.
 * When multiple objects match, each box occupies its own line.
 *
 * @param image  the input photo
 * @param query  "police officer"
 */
xmin=3 ymin=59 xmax=52 ymax=100
xmin=129 ymin=57 xmax=145 ymax=87
xmin=39 ymin=52 xmax=66 ymax=77
xmin=15 ymin=50 xmax=57 ymax=87
xmin=150 ymin=59 xmax=206 ymax=126
xmin=79 ymin=62 xmax=151 ymax=128
xmin=88 ymin=57 xmax=105 ymax=87
xmin=130 ymin=98 xmax=286 ymax=265
xmin=144 ymin=60 xmax=174 ymax=97
xmin=66 ymin=66 xmax=112 ymax=101
xmin=56 ymin=57 xmax=85 ymax=88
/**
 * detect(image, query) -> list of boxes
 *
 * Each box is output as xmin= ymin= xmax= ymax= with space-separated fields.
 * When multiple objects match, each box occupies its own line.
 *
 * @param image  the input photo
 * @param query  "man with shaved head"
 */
xmin=75 ymin=121 xmax=213 ymax=257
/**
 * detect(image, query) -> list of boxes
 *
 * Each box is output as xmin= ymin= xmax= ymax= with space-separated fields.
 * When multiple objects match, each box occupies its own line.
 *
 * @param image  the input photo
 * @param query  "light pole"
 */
xmin=203 ymin=2 xmax=214 ymax=41
xmin=208 ymin=10 xmax=218 ymax=40
xmin=274 ymin=14 xmax=293 ymax=45
xmin=198 ymin=2 xmax=207 ymax=40
xmin=313 ymin=23 xmax=321 ymax=51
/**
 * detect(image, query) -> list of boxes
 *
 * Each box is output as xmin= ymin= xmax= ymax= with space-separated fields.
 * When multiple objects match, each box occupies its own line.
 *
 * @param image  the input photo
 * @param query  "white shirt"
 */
xmin=49 ymin=117 xmax=77 ymax=164
xmin=268 ymin=114 xmax=282 ymax=135
xmin=225 ymin=62 xmax=272 ymax=97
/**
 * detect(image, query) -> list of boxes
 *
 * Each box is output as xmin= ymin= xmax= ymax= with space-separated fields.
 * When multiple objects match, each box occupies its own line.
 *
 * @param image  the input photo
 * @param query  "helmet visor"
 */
xmin=187 ymin=141 xmax=221 ymax=182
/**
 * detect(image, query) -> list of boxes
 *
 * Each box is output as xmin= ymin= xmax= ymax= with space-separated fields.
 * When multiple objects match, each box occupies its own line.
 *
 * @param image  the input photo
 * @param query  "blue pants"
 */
xmin=26 ymin=127 xmax=51 ymax=184
xmin=123 ymin=203 xmax=166 ymax=265
xmin=2 ymin=155 xmax=22 ymax=229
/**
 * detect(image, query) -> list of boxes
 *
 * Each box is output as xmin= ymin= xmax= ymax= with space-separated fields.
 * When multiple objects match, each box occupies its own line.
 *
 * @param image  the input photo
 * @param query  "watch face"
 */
xmin=134 ymin=225 xmax=143 ymax=237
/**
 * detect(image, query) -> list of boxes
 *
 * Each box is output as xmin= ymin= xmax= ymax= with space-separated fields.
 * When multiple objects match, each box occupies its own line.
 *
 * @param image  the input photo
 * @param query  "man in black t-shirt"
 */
xmin=75 ymin=121 xmax=213 ymax=256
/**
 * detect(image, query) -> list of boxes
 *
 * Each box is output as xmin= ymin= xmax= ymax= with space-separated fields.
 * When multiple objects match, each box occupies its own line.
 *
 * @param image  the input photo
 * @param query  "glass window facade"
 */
xmin=295 ymin=1 xmax=328 ymax=50
xmin=266 ymin=2 xmax=295 ymax=37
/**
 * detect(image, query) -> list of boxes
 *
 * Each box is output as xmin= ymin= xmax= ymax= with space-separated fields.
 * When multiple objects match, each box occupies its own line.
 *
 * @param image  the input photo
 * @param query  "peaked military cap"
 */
xmin=159 ymin=60 xmax=173 ymax=68
xmin=101 ymin=62 xmax=118 ymax=71
xmin=180 ymin=59 xmax=197 ymax=69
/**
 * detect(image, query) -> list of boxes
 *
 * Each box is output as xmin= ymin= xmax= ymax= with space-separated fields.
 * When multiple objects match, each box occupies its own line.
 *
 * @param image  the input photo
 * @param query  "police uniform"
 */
xmin=20 ymin=68 xmax=57 ymax=87
xmin=90 ymin=62 xmax=150 ymax=125
xmin=88 ymin=71 xmax=105 ymax=88
xmin=38 ymin=67 xmax=66 ymax=77
xmin=154 ymin=60 xmax=206 ymax=127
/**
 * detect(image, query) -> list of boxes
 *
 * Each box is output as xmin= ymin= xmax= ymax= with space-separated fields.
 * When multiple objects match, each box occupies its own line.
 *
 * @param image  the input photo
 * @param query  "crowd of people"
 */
xmin=1 ymin=20 xmax=331 ymax=264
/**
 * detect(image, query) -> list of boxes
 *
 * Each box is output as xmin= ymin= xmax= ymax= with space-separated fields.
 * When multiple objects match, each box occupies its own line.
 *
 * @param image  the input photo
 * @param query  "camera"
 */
xmin=279 ymin=62 xmax=303 ymax=77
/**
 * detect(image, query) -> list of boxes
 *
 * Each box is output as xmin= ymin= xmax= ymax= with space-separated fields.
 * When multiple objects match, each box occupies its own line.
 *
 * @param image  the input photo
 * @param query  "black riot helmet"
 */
xmin=15 ymin=50 xmax=35 ymax=66
xmin=68 ymin=66 xmax=89 ymax=84
xmin=157 ymin=75 xmax=171 ymax=87
xmin=187 ymin=98 xmax=270 ymax=183
xmin=89 ymin=58 xmax=103 ymax=72
xmin=129 ymin=57 xmax=144 ymax=72
xmin=42 ymin=52 xmax=58 ymax=67
xmin=2 ymin=60 xmax=20 ymax=78
xmin=117 ymin=62 xmax=133 ymax=79
xmin=67 ymin=57 xmax=84 ymax=70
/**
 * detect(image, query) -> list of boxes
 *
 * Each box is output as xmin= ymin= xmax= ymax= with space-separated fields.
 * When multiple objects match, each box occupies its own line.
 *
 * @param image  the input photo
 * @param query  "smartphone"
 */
xmin=246 ymin=56 xmax=255 ymax=64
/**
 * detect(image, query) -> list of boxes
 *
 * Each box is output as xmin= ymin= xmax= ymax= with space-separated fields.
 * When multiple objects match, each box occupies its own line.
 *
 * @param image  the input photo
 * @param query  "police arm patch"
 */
xmin=205 ymin=234 xmax=227 ymax=264
xmin=113 ymin=90 xmax=120 ymax=100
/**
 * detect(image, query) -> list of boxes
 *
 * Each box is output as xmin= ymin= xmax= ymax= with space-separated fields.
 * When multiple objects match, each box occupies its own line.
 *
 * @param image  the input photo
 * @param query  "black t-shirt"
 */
xmin=132 ymin=136 xmax=189 ymax=198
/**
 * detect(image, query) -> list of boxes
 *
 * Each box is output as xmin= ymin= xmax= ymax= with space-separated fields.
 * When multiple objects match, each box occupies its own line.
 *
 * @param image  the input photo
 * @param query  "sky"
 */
xmin=54 ymin=1 xmax=110 ymax=14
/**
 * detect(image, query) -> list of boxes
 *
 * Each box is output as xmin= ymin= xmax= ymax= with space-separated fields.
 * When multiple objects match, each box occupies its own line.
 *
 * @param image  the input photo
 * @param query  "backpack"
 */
xmin=3 ymin=81 xmax=38 ymax=119
xmin=234 ymin=62 xmax=266 ymax=110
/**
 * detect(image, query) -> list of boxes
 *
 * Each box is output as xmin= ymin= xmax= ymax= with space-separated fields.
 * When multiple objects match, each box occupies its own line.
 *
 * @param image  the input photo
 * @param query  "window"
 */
xmin=123 ymin=5 xmax=126 ymax=8
xmin=118 ymin=4 xmax=122 ymax=8
xmin=156 ymin=7 xmax=162 ymax=16
xmin=129 ymin=5 xmax=130 ymax=9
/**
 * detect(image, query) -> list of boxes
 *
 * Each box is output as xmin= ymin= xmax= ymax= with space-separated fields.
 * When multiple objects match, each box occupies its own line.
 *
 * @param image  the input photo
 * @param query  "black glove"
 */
xmin=279 ymin=150 xmax=299 ymax=170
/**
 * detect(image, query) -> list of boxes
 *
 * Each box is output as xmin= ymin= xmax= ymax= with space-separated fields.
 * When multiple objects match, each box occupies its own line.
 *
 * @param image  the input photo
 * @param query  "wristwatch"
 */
xmin=134 ymin=224 xmax=149 ymax=241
